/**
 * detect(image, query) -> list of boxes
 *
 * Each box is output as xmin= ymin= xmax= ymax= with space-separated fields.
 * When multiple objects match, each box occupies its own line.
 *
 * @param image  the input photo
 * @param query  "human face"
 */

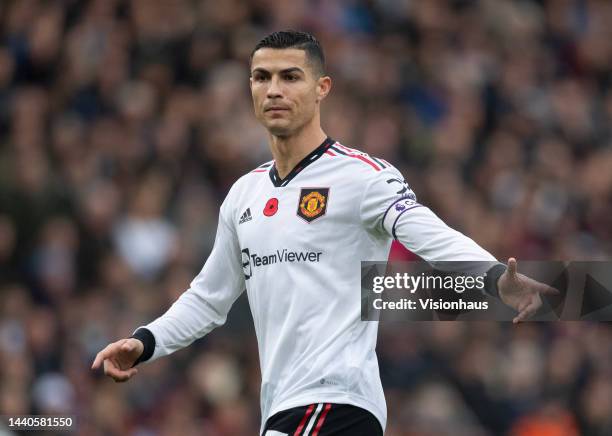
xmin=250 ymin=48 xmax=329 ymax=137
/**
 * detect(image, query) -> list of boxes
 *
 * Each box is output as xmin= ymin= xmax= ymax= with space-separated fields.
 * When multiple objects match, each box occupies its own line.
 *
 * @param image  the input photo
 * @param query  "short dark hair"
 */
xmin=251 ymin=30 xmax=326 ymax=76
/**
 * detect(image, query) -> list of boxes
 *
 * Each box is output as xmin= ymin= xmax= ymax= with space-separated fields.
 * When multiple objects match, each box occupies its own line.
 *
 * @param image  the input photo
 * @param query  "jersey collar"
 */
xmin=269 ymin=137 xmax=335 ymax=187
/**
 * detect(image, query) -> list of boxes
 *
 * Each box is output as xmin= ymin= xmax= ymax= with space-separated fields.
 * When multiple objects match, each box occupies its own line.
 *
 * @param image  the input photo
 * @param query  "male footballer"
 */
xmin=92 ymin=31 xmax=557 ymax=436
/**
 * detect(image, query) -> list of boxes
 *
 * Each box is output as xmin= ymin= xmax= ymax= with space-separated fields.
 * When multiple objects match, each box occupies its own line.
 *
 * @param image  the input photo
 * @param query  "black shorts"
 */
xmin=262 ymin=403 xmax=383 ymax=436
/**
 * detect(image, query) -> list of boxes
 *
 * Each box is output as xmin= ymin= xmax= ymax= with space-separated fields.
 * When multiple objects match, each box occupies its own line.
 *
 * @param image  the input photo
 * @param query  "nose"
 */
xmin=266 ymin=76 xmax=283 ymax=99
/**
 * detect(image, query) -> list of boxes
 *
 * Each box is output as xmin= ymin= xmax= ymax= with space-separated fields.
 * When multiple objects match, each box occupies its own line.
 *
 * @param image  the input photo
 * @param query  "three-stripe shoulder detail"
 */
xmin=250 ymin=160 xmax=274 ymax=173
xmin=326 ymin=142 xmax=388 ymax=172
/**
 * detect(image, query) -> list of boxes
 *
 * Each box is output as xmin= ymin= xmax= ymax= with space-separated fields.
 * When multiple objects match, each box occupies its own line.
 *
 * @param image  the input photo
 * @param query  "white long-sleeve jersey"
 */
xmin=137 ymin=138 xmax=499 ymax=434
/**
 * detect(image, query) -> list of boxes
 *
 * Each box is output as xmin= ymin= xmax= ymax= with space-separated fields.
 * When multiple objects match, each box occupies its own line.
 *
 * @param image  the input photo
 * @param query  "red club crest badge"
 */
xmin=297 ymin=188 xmax=329 ymax=222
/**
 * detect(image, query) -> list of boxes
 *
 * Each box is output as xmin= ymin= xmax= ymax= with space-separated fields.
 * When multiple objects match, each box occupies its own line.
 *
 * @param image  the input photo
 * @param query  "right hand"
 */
xmin=91 ymin=338 xmax=144 ymax=382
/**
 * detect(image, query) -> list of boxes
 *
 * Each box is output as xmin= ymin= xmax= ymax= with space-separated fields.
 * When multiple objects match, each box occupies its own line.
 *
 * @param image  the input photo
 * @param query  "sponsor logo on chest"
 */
xmin=240 ymin=247 xmax=322 ymax=279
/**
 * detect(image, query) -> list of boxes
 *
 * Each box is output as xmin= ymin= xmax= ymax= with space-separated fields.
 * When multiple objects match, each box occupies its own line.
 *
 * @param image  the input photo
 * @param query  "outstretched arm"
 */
xmin=91 ymin=194 xmax=245 ymax=381
xmin=361 ymin=166 xmax=557 ymax=322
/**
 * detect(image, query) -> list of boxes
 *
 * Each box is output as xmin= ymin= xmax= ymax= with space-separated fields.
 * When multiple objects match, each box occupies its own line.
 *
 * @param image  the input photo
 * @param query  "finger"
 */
xmin=103 ymin=358 xmax=116 ymax=376
xmin=539 ymin=284 xmax=560 ymax=296
xmin=91 ymin=344 xmax=113 ymax=369
xmin=507 ymin=257 xmax=518 ymax=277
xmin=513 ymin=301 xmax=538 ymax=324
xmin=104 ymin=360 xmax=138 ymax=382
xmin=513 ymin=310 xmax=529 ymax=323
xmin=112 ymin=368 xmax=138 ymax=383
xmin=91 ymin=353 xmax=102 ymax=370
xmin=517 ymin=299 xmax=530 ymax=313
xmin=113 ymin=368 xmax=138 ymax=383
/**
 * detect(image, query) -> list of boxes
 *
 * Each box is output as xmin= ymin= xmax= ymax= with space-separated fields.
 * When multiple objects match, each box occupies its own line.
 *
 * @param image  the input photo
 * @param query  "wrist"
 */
xmin=130 ymin=328 xmax=155 ymax=366
xmin=484 ymin=263 xmax=507 ymax=298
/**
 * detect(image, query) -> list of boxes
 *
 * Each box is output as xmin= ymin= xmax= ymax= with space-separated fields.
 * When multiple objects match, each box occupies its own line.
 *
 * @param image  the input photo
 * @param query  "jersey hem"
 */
xmin=262 ymin=392 xmax=386 ymax=436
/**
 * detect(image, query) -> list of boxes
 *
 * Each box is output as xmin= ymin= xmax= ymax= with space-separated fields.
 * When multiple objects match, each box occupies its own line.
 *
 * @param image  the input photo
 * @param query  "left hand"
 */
xmin=497 ymin=258 xmax=560 ymax=324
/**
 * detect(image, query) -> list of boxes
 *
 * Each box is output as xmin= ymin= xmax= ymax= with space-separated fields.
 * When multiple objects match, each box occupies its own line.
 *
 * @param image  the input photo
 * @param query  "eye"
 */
xmin=284 ymin=74 xmax=298 ymax=81
xmin=253 ymin=74 xmax=268 ymax=82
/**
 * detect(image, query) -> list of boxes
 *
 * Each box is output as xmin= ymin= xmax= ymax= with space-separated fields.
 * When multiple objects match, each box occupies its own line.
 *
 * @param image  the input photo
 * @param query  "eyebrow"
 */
xmin=251 ymin=67 xmax=304 ymax=76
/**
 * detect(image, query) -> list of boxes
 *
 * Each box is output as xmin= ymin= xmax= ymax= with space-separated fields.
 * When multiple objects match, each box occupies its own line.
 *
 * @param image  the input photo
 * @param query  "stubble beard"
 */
xmin=264 ymin=111 xmax=314 ymax=139
xmin=265 ymin=116 xmax=300 ymax=138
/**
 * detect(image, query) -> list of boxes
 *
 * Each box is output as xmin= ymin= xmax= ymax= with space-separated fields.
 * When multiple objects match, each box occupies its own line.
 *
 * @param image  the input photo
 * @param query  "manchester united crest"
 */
xmin=297 ymin=188 xmax=329 ymax=222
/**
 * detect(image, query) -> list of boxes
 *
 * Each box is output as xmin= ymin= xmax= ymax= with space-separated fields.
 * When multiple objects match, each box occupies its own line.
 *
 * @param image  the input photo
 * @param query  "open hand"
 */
xmin=91 ymin=338 xmax=144 ymax=382
xmin=498 ymin=258 xmax=559 ymax=324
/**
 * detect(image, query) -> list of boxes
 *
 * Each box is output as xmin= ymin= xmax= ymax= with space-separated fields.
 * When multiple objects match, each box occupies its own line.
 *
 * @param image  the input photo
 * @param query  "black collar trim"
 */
xmin=269 ymin=137 xmax=335 ymax=187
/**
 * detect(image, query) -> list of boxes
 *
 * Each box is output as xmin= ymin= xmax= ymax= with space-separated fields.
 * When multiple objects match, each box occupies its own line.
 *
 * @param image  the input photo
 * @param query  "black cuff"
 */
xmin=484 ymin=263 xmax=507 ymax=298
xmin=130 ymin=328 xmax=155 ymax=366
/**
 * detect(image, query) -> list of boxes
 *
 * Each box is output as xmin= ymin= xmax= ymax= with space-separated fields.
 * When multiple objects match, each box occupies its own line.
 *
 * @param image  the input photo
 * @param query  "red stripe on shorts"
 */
xmin=311 ymin=403 xmax=332 ymax=436
xmin=294 ymin=404 xmax=315 ymax=436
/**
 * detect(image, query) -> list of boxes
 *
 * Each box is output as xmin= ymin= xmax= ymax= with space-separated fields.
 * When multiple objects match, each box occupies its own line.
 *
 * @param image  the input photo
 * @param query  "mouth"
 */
xmin=265 ymin=107 xmax=289 ymax=112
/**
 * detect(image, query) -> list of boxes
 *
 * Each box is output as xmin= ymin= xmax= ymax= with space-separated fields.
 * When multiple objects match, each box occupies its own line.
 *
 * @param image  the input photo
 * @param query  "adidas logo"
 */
xmin=239 ymin=208 xmax=252 ymax=224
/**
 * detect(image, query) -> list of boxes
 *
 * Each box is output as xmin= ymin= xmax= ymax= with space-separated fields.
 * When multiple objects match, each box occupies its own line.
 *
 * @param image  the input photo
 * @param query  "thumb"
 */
xmin=507 ymin=257 xmax=518 ymax=277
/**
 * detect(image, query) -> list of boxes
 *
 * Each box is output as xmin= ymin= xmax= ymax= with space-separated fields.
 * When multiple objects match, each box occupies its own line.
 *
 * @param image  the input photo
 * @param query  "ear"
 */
xmin=316 ymin=76 xmax=332 ymax=103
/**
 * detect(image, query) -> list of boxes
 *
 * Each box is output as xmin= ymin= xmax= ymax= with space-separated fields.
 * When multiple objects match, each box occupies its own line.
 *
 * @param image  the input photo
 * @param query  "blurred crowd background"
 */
xmin=1 ymin=0 xmax=612 ymax=435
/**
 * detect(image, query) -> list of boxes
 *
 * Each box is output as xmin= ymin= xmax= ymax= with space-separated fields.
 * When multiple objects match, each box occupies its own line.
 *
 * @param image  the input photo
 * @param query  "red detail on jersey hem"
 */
xmin=325 ymin=150 xmax=336 ymax=156
xmin=311 ymin=403 xmax=332 ymax=436
xmin=252 ymin=169 xmax=267 ymax=173
xmin=294 ymin=404 xmax=315 ymax=436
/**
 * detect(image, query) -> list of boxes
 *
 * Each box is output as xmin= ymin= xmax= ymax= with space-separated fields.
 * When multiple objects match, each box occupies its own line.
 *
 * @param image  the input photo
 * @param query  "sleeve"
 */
xmin=360 ymin=166 xmax=504 ymax=278
xmin=132 ymin=192 xmax=246 ymax=363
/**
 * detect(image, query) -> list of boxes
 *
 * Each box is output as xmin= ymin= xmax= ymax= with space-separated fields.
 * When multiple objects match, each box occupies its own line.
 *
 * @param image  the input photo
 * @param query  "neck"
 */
xmin=269 ymin=122 xmax=327 ymax=180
